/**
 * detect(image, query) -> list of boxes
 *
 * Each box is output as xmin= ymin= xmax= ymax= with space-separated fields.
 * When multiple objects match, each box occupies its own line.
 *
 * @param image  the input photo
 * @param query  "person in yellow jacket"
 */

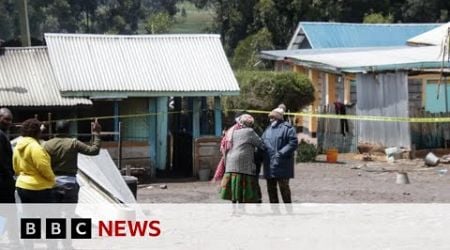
xmin=13 ymin=118 xmax=55 ymax=203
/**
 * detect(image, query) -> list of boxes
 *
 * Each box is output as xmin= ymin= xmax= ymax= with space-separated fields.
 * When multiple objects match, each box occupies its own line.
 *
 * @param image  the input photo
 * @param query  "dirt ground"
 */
xmin=136 ymin=153 xmax=450 ymax=203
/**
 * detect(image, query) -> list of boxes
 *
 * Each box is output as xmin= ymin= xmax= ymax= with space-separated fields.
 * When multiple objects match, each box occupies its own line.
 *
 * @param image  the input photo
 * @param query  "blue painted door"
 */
xmin=425 ymin=81 xmax=450 ymax=113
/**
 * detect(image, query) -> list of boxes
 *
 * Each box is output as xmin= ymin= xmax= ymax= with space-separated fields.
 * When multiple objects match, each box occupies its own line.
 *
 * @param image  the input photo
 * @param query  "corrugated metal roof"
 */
xmin=408 ymin=22 xmax=450 ymax=46
xmin=0 ymin=47 xmax=92 ymax=106
xmin=285 ymin=45 xmax=450 ymax=73
xmin=44 ymin=34 xmax=240 ymax=96
xmin=260 ymin=46 xmax=397 ymax=60
xmin=288 ymin=22 xmax=440 ymax=49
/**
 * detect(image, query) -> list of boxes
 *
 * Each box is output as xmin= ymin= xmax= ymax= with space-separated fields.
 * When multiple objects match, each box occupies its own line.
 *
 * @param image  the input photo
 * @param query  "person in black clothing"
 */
xmin=0 ymin=108 xmax=22 ymax=248
xmin=0 ymin=108 xmax=15 ymax=203
xmin=334 ymin=101 xmax=349 ymax=137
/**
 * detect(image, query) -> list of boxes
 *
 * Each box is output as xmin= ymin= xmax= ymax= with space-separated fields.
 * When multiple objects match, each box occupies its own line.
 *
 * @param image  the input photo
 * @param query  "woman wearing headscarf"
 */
xmin=262 ymin=107 xmax=298 ymax=203
xmin=220 ymin=114 xmax=265 ymax=203
xmin=13 ymin=118 xmax=55 ymax=203
xmin=212 ymin=114 xmax=243 ymax=182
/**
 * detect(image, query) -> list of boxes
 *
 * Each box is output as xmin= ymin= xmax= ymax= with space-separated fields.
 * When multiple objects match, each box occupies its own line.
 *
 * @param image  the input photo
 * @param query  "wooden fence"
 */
xmin=317 ymin=105 xmax=358 ymax=153
xmin=410 ymin=110 xmax=450 ymax=149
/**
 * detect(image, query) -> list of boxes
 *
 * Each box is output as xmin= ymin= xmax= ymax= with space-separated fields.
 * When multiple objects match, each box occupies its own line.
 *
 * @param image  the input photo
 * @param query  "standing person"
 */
xmin=0 ymin=108 xmax=22 ymax=248
xmin=212 ymin=113 xmax=243 ymax=182
xmin=43 ymin=119 xmax=101 ymax=203
xmin=262 ymin=107 xmax=298 ymax=203
xmin=13 ymin=118 xmax=55 ymax=203
xmin=0 ymin=108 xmax=15 ymax=203
xmin=220 ymin=114 xmax=265 ymax=203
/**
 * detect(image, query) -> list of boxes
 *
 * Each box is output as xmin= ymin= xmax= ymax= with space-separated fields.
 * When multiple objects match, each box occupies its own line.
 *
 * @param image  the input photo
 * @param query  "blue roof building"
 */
xmin=288 ymin=22 xmax=440 ymax=49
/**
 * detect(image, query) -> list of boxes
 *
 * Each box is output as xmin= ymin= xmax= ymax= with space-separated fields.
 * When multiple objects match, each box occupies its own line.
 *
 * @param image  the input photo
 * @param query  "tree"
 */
xmin=0 ymin=1 xmax=17 ymax=41
xmin=401 ymin=0 xmax=444 ymax=22
xmin=223 ymin=70 xmax=314 ymax=131
xmin=231 ymin=28 xmax=274 ymax=69
xmin=363 ymin=12 xmax=394 ymax=23
xmin=94 ymin=0 xmax=142 ymax=34
xmin=0 ymin=0 xmax=183 ymax=42
xmin=189 ymin=0 xmax=450 ymax=56
xmin=145 ymin=12 xmax=174 ymax=34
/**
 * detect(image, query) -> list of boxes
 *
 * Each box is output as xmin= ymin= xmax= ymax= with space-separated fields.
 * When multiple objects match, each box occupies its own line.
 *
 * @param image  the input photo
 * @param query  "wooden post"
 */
xmin=214 ymin=96 xmax=222 ymax=136
xmin=326 ymin=73 xmax=337 ymax=105
xmin=17 ymin=0 xmax=31 ymax=47
xmin=192 ymin=97 xmax=201 ymax=139
xmin=344 ymin=76 xmax=351 ymax=104
xmin=309 ymin=69 xmax=320 ymax=136
xmin=47 ymin=112 xmax=52 ymax=138
xmin=118 ymin=122 xmax=122 ymax=170
xmin=69 ymin=111 xmax=78 ymax=137
xmin=148 ymin=98 xmax=157 ymax=175
xmin=156 ymin=97 xmax=168 ymax=170
xmin=114 ymin=101 xmax=119 ymax=141
xmin=192 ymin=97 xmax=201 ymax=177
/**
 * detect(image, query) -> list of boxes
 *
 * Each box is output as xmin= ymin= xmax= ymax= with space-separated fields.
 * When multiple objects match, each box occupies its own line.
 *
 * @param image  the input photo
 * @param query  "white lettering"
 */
xmin=51 ymin=223 xmax=61 ymax=235
xmin=26 ymin=223 xmax=36 ymax=235
xmin=76 ymin=223 xmax=87 ymax=235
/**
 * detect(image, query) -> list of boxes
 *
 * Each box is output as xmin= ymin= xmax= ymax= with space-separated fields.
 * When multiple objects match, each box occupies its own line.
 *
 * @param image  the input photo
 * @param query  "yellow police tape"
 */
xmin=24 ymin=109 xmax=450 ymax=125
xmin=228 ymin=109 xmax=450 ymax=123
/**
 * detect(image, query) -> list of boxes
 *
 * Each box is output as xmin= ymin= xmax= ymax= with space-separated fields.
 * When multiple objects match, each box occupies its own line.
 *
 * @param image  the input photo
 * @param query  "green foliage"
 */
xmin=190 ymin=0 xmax=450 ymax=54
xmin=145 ymin=12 xmax=174 ymax=34
xmin=0 ymin=0 xmax=181 ymax=41
xmin=363 ymin=13 xmax=394 ymax=23
xmin=171 ymin=1 xmax=214 ymax=33
xmin=223 ymin=70 xmax=314 ymax=131
xmin=296 ymin=139 xmax=318 ymax=162
xmin=231 ymin=28 xmax=274 ymax=69
xmin=1 ymin=0 xmax=450 ymax=49
xmin=401 ymin=0 xmax=448 ymax=22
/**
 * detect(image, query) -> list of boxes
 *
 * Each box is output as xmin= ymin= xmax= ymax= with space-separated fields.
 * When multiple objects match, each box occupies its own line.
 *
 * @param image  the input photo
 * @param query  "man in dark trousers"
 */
xmin=0 ymin=108 xmax=15 ymax=203
xmin=44 ymin=119 xmax=102 ymax=203
xmin=262 ymin=107 xmax=298 ymax=203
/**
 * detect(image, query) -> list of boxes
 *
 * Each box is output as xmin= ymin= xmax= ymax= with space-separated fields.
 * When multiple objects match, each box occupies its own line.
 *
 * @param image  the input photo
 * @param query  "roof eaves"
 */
xmin=45 ymin=33 xmax=221 ymax=39
xmin=285 ymin=57 xmax=342 ymax=74
xmin=341 ymin=61 xmax=450 ymax=73
xmin=61 ymin=90 xmax=240 ymax=98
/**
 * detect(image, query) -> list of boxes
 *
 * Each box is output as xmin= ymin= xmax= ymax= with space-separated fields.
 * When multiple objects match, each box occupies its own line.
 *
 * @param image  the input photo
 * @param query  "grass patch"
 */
xmin=170 ymin=2 xmax=215 ymax=33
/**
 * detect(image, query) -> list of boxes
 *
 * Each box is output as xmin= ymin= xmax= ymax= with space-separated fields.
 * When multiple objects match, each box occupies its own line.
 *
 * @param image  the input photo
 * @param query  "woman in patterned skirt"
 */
xmin=220 ymin=114 xmax=265 ymax=203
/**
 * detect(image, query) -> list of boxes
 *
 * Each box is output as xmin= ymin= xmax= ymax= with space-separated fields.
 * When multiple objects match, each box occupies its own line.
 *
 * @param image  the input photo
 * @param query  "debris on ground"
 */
xmin=362 ymin=153 xmax=373 ymax=161
xmin=437 ymin=169 xmax=448 ymax=176
xmin=159 ymin=184 xmax=168 ymax=189
xmin=440 ymin=154 xmax=450 ymax=164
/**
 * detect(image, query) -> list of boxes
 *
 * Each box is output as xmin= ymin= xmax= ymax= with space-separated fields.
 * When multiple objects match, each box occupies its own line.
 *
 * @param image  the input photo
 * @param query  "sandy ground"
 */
xmin=137 ymin=154 xmax=450 ymax=203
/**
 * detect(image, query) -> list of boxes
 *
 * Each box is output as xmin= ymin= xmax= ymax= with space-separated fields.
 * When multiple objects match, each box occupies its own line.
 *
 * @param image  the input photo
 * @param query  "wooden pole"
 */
xmin=118 ymin=121 xmax=122 ymax=170
xmin=17 ymin=0 xmax=31 ymax=47
xmin=214 ymin=96 xmax=222 ymax=136
xmin=47 ymin=112 xmax=52 ymax=138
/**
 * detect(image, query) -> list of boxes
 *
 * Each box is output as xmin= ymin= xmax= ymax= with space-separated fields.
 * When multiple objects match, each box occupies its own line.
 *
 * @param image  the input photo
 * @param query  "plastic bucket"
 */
xmin=198 ymin=168 xmax=211 ymax=181
xmin=326 ymin=149 xmax=338 ymax=163
xmin=425 ymin=152 xmax=440 ymax=166
xmin=396 ymin=172 xmax=410 ymax=184
xmin=385 ymin=147 xmax=401 ymax=161
xmin=123 ymin=175 xmax=138 ymax=198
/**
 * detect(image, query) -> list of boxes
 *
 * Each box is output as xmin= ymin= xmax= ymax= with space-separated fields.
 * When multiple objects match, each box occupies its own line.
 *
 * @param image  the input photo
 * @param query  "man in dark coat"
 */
xmin=262 ymin=107 xmax=298 ymax=203
xmin=0 ymin=108 xmax=22 ymax=247
xmin=0 ymin=108 xmax=15 ymax=203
